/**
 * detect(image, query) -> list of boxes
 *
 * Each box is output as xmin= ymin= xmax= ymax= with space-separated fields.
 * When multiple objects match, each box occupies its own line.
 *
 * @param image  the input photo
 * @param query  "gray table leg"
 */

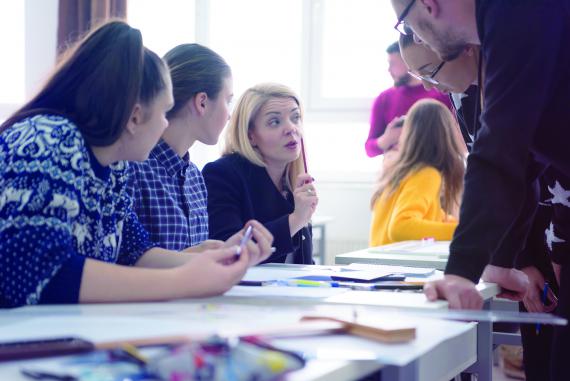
xmin=465 ymin=300 xmax=493 ymax=381
xmin=383 ymin=361 xmax=419 ymax=381
xmin=319 ymin=224 xmax=326 ymax=265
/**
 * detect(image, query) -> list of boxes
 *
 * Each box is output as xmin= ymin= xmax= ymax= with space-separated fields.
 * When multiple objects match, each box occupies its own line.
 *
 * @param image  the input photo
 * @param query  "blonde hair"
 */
xmin=223 ymin=83 xmax=305 ymax=190
xmin=371 ymin=99 xmax=465 ymax=215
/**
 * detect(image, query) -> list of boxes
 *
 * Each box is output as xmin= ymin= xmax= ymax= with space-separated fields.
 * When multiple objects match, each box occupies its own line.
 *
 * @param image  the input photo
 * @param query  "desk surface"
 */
xmin=0 ymin=302 xmax=477 ymax=381
xmin=0 ymin=263 xmax=495 ymax=381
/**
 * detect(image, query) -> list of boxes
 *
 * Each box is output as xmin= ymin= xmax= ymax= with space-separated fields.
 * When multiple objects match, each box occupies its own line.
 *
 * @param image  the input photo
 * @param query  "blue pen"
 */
xmin=536 ymin=281 xmax=549 ymax=335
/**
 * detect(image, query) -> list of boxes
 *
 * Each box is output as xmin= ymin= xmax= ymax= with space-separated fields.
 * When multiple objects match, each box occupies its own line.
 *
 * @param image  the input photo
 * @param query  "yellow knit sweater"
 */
xmin=369 ymin=166 xmax=457 ymax=247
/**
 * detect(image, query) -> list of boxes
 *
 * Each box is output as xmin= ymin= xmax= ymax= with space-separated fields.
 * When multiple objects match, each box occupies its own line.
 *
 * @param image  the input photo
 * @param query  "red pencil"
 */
xmin=300 ymin=138 xmax=308 ymax=174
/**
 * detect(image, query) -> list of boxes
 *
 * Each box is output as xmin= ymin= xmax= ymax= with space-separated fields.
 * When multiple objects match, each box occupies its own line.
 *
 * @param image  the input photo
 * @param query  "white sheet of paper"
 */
xmin=243 ymin=265 xmax=395 ymax=282
xmin=226 ymin=285 xmax=348 ymax=299
xmin=345 ymin=263 xmax=436 ymax=277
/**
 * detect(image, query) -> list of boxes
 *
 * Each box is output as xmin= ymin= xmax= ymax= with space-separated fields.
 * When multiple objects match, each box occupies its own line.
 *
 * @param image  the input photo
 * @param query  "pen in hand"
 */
xmin=300 ymin=138 xmax=308 ymax=174
xmin=235 ymin=225 xmax=253 ymax=257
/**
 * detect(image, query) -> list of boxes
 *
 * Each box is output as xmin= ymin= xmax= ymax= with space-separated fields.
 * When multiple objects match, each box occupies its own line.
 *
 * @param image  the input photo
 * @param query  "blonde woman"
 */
xmin=203 ymin=83 xmax=317 ymax=264
xmin=369 ymin=99 xmax=465 ymax=247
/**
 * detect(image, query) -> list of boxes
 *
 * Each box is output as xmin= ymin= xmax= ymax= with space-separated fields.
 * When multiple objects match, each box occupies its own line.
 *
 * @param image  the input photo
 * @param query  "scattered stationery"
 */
xmin=19 ymin=335 xmax=308 ymax=381
xmin=238 ymin=279 xmax=423 ymax=291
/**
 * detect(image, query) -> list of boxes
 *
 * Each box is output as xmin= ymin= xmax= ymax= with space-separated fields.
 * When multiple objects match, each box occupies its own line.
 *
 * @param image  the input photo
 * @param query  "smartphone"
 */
xmin=0 ymin=337 xmax=95 ymax=362
xmin=235 ymin=225 xmax=254 ymax=258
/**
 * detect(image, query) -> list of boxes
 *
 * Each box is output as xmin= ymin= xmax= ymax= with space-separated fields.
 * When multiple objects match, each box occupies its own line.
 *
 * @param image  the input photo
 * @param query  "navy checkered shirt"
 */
xmin=126 ymin=139 xmax=209 ymax=251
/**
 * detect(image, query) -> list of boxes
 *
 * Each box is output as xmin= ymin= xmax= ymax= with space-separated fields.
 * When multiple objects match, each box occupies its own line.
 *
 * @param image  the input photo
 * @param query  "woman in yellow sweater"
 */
xmin=369 ymin=99 xmax=465 ymax=246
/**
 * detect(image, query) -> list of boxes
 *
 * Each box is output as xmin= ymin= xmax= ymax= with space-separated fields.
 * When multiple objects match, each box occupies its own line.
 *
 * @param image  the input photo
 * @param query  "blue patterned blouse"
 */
xmin=0 ymin=114 xmax=157 ymax=308
xmin=126 ymin=139 xmax=209 ymax=251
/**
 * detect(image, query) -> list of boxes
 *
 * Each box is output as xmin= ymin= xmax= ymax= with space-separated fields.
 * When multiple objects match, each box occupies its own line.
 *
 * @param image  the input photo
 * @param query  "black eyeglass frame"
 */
xmin=408 ymin=61 xmax=446 ymax=85
xmin=394 ymin=0 xmax=417 ymax=35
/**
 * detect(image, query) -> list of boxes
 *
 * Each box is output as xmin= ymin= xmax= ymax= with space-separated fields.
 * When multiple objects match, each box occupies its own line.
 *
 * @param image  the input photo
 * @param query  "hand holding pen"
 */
xmin=536 ymin=282 xmax=552 ymax=335
xmin=521 ymin=266 xmax=558 ymax=313
xmin=222 ymin=220 xmax=274 ymax=266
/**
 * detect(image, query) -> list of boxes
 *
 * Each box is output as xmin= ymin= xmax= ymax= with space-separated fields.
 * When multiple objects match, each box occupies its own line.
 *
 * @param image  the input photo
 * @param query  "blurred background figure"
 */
xmin=364 ymin=41 xmax=451 ymax=161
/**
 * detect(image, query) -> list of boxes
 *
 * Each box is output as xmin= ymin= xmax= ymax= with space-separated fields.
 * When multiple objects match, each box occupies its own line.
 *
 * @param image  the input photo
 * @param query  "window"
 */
xmin=207 ymin=0 xmax=303 ymax=100
xmin=128 ymin=0 xmax=196 ymax=57
xmin=0 ymin=2 xmax=25 ymax=105
xmin=125 ymin=0 xmax=398 ymax=177
xmin=0 ymin=1 xmax=57 ymax=120
xmin=309 ymin=0 xmax=400 ymax=111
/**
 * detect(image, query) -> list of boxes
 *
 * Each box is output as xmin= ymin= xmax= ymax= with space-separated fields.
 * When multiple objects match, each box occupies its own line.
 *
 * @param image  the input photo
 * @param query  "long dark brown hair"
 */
xmin=0 ymin=20 xmax=167 ymax=147
xmin=371 ymin=99 xmax=465 ymax=215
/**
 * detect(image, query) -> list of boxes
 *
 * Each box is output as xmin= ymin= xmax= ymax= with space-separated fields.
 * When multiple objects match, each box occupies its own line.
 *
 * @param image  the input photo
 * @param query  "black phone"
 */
xmin=0 ymin=337 xmax=95 ymax=362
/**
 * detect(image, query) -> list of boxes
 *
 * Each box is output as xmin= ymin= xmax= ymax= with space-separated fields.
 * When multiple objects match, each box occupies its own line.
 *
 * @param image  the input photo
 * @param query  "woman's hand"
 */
xmin=173 ymin=246 xmax=252 ymax=297
xmin=377 ymin=116 xmax=404 ymax=151
xmin=289 ymin=173 xmax=318 ymax=235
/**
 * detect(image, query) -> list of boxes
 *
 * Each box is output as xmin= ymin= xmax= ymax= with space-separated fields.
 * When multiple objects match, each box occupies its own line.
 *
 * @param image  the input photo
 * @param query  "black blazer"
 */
xmin=202 ymin=153 xmax=313 ymax=264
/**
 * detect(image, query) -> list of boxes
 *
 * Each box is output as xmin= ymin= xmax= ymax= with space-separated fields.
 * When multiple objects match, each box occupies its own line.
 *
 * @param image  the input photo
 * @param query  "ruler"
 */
xmin=391 ymin=308 xmax=567 ymax=325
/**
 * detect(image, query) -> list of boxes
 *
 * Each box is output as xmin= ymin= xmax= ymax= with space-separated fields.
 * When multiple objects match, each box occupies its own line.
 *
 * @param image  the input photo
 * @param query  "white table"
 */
xmin=335 ymin=247 xmax=448 ymax=270
xmin=336 ymin=246 xmax=524 ymax=380
xmin=0 ymin=290 xmax=481 ymax=381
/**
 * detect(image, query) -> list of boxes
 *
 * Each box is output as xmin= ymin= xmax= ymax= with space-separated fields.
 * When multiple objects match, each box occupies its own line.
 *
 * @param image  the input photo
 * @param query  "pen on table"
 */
xmin=335 ymin=282 xmax=377 ymax=291
xmin=119 ymin=343 xmax=147 ymax=365
xmin=273 ymin=279 xmax=339 ymax=288
xmin=239 ymin=279 xmax=337 ymax=287
xmin=536 ymin=281 xmax=549 ymax=335
xmin=21 ymin=370 xmax=77 ymax=381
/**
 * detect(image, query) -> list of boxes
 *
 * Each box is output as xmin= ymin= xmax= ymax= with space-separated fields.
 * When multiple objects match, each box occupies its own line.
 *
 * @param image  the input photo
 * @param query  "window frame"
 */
xmin=0 ymin=0 xmax=58 ymax=121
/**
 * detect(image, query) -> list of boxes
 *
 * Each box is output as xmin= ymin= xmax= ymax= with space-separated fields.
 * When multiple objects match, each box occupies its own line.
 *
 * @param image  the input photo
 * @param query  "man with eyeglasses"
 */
xmin=389 ymin=0 xmax=570 ymax=379
xmin=364 ymin=40 xmax=450 ymax=159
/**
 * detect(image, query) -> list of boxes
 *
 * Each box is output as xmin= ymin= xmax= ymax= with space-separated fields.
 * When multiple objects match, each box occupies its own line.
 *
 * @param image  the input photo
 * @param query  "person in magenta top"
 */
xmin=365 ymin=41 xmax=451 ymax=158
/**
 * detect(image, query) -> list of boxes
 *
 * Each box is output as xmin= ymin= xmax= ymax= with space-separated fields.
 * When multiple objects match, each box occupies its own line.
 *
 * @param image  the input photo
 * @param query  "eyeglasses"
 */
xmin=408 ymin=61 xmax=446 ymax=85
xmin=394 ymin=0 xmax=417 ymax=35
